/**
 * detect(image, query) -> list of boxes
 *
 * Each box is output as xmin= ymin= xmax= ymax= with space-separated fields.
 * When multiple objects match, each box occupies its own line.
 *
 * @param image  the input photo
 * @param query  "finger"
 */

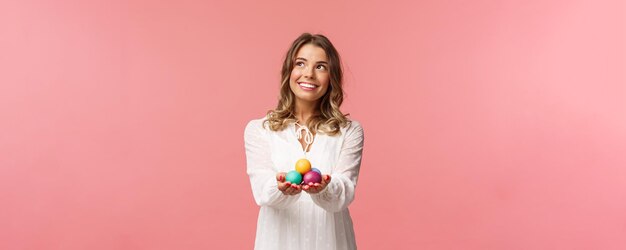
xmin=276 ymin=172 xmax=286 ymax=181
xmin=303 ymin=185 xmax=309 ymax=190
xmin=287 ymin=185 xmax=300 ymax=195
xmin=310 ymin=183 xmax=323 ymax=193
xmin=283 ymin=185 xmax=293 ymax=195
xmin=278 ymin=182 xmax=288 ymax=191
xmin=319 ymin=182 xmax=328 ymax=191
xmin=307 ymin=184 xmax=317 ymax=193
xmin=323 ymin=175 xmax=331 ymax=184
xmin=280 ymin=181 xmax=292 ymax=191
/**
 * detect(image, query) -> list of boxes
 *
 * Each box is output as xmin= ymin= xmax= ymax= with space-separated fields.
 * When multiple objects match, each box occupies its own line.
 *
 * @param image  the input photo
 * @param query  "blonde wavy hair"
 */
xmin=264 ymin=33 xmax=350 ymax=136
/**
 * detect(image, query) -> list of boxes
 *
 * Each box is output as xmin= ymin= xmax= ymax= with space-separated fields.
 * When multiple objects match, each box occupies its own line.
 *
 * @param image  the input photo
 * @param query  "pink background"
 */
xmin=1 ymin=0 xmax=625 ymax=249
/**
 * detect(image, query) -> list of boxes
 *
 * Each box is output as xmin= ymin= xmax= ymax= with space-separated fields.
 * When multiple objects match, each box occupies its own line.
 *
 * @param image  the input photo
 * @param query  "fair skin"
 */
xmin=276 ymin=43 xmax=333 ymax=196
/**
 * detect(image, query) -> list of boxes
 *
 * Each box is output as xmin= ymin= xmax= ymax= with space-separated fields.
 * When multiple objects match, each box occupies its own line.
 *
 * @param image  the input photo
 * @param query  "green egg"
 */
xmin=285 ymin=170 xmax=302 ymax=184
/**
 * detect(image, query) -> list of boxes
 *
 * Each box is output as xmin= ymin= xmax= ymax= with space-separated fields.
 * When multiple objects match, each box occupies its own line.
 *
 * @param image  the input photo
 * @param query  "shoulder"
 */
xmin=342 ymin=119 xmax=364 ymax=138
xmin=346 ymin=119 xmax=362 ymax=129
xmin=244 ymin=116 xmax=270 ymax=139
xmin=245 ymin=116 xmax=268 ymax=130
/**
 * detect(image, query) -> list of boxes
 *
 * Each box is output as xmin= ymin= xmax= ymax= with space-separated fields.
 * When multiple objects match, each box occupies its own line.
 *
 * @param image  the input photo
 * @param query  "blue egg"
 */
xmin=285 ymin=170 xmax=302 ymax=184
xmin=311 ymin=168 xmax=322 ymax=174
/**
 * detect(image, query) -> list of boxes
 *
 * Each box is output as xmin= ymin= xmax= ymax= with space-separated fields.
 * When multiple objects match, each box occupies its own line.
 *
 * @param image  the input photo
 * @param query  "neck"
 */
xmin=294 ymin=99 xmax=319 ymax=124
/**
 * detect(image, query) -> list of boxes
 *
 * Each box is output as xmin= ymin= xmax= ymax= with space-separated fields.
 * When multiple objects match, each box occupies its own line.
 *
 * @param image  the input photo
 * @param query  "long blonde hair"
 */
xmin=264 ymin=33 xmax=350 ymax=136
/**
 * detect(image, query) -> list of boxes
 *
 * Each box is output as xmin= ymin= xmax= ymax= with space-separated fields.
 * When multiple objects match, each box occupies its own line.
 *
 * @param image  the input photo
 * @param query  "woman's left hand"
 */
xmin=302 ymin=174 xmax=331 ymax=194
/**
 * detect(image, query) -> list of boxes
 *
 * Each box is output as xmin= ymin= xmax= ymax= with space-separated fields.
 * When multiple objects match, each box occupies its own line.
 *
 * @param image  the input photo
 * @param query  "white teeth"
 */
xmin=299 ymin=83 xmax=317 ymax=88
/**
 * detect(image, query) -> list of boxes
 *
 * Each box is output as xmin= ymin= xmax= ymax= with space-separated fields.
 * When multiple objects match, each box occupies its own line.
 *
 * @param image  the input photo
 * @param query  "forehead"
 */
xmin=295 ymin=44 xmax=328 ymax=61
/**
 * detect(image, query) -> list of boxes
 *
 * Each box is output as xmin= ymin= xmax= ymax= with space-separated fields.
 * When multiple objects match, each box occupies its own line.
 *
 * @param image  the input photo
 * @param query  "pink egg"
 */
xmin=302 ymin=171 xmax=322 ymax=184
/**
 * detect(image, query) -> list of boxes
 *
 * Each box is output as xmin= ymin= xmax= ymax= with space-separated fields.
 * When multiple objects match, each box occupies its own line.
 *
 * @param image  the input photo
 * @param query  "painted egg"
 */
xmin=285 ymin=170 xmax=302 ymax=185
xmin=302 ymin=171 xmax=322 ymax=184
xmin=295 ymin=158 xmax=312 ymax=174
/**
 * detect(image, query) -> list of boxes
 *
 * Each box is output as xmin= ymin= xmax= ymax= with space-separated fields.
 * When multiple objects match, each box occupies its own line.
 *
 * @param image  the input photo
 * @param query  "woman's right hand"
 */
xmin=276 ymin=172 xmax=302 ymax=195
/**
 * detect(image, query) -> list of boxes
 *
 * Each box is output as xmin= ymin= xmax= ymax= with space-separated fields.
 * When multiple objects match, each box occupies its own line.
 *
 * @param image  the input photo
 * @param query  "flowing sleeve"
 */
xmin=310 ymin=121 xmax=364 ymax=212
xmin=245 ymin=119 xmax=301 ymax=209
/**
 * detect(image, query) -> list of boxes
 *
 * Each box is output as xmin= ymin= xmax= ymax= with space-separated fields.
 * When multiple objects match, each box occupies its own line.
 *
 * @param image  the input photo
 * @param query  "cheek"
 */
xmin=289 ymin=70 xmax=300 ymax=90
xmin=320 ymin=75 xmax=331 ymax=88
xmin=290 ymin=68 xmax=301 ymax=80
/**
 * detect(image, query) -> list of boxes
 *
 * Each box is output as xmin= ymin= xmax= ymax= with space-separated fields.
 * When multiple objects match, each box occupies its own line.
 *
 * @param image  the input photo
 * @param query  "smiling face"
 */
xmin=289 ymin=43 xmax=330 ymax=106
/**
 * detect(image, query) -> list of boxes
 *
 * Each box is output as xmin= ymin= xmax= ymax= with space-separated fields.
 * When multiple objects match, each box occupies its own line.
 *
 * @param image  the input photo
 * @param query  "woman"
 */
xmin=244 ymin=33 xmax=364 ymax=250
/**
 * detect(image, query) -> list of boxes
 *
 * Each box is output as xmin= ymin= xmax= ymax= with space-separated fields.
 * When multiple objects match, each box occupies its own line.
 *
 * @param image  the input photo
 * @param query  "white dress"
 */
xmin=244 ymin=116 xmax=364 ymax=250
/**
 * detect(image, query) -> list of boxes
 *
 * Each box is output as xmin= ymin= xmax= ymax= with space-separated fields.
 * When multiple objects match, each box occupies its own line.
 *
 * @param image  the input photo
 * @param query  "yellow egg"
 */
xmin=295 ymin=158 xmax=312 ymax=174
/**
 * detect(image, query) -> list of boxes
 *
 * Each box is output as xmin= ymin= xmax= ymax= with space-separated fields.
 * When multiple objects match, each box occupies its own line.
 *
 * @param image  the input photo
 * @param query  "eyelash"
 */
xmin=295 ymin=61 xmax=327 ymax=70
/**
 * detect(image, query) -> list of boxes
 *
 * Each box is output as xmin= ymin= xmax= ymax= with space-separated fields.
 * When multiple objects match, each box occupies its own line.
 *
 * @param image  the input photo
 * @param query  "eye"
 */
xmin=295 ymin=61 xmax=305 ymax=67
xmin=316 ymin=64 xmax=327 ymax=70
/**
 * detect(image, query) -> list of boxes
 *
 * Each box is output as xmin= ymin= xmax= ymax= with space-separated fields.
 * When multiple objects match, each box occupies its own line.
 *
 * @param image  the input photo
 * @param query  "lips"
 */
xmin=298 ymin=82 xmax=318 ymax=88
xmin=297 ymin=82 xmax=318 ymax=91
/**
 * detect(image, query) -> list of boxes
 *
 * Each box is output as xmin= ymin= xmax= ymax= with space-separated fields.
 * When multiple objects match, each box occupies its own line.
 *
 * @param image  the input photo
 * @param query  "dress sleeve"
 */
xmin=245 ymin=119 xmax=301 ymax=209
xmin=310 ymin=121 xmax=364 ymax=212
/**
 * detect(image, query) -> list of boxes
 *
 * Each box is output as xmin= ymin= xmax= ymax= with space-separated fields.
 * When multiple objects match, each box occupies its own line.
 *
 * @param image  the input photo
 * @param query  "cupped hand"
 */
xmin=276 ymin=172 xmax=302 ymax=195
xmin=302 ymin=174 xmax=331 ymax=194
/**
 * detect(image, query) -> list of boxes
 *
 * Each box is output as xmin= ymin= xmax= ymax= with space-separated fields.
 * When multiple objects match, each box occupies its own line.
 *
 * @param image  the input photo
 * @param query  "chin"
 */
xmin=291 ymin=89 xmax=319 ymax=101
xmin=297 ymin=95 xmax=322 ymax=103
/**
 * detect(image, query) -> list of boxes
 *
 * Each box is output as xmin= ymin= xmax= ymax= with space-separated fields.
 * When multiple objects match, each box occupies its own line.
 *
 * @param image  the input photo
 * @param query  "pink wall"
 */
xmin=1 ymin=0 xmax=625 ymax=249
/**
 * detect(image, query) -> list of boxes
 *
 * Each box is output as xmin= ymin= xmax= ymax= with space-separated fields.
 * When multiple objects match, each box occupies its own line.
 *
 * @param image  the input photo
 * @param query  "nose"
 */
xmin=303 ymin=66 xmax=315 ymax=79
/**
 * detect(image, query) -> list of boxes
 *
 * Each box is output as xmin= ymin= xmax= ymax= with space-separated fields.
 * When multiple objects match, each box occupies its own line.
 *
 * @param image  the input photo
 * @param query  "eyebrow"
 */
xmin=295 ymin=57 xmax=328 ymax=64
